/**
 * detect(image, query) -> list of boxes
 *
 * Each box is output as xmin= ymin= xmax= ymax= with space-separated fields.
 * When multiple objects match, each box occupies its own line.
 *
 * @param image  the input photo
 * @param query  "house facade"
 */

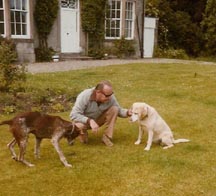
xmin=0 ymin=0 xmax=157 ymax=63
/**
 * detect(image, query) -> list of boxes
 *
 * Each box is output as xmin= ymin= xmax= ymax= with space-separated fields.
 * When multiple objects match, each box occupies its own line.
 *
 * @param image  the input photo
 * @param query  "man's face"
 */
xmin=96 ymin=85 xmax=113 ymax=103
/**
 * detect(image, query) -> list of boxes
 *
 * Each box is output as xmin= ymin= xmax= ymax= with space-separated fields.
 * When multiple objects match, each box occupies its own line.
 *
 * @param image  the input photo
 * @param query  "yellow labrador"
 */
xmin=131 ymin=102 xmax=190 ymax=151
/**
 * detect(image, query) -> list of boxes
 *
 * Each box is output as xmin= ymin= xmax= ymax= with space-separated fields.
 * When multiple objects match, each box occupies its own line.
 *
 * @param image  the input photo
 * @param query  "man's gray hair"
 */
xmin=95 ymin=80 xmax=112 ymax=90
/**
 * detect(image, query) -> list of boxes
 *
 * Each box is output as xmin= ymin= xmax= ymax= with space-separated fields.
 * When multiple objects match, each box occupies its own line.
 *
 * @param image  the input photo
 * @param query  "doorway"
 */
xmin=60 ymin=0 xmax=80 ymax=53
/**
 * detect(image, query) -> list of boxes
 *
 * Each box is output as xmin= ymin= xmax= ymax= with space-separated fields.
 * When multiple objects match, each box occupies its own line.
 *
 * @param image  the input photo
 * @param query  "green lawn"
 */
xmin=0 ymin=62 xmax=215 ymax=196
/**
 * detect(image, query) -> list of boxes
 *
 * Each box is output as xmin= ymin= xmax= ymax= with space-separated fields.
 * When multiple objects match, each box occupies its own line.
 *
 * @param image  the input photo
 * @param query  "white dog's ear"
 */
xmin=139 ymin=106 xmax=148 ymax=120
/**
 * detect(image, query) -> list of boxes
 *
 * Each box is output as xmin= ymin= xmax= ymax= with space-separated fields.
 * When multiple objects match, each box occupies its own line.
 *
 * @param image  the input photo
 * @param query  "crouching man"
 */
xmin=70 ymin=80 xmax=132 ymax=146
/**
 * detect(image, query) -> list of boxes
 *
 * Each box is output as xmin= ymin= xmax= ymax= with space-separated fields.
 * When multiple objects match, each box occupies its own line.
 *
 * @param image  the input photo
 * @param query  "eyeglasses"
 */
xmin=100 ymin=91 xmax=113 ymax=97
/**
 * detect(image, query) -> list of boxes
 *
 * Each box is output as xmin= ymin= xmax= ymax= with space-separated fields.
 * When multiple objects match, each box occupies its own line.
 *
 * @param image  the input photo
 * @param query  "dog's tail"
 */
xmin=0 ymin=119 xmax=13 ymax=126
xmin=173 ymin=138 xmax=190 ymax=144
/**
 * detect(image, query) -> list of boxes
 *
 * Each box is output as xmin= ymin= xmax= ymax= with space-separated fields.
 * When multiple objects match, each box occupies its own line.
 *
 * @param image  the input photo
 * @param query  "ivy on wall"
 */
xmin=34 ymin=0 xmax=59 ymax=48
xmin=81 ymin=0 xmax=107 ymax=58
xmin=34 ymin=0 xmax=59 ymax=61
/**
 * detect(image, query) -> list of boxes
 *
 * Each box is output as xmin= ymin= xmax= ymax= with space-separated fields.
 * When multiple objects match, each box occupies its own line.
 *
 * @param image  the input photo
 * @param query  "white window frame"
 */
xmin=0 ymin=0 xmax=5 ymax=36
xmin=10 ymin=0 xmax=30 ymax=39
xmin=105 ymin=0 xmax=122 ymax=39
xmin=125 ymin=1 xmax=135 ymax=40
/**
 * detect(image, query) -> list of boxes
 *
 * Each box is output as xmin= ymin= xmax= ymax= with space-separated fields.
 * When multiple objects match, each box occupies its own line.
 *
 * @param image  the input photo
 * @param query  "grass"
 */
xmin=0 ymin=62 xmax=216 ymax=196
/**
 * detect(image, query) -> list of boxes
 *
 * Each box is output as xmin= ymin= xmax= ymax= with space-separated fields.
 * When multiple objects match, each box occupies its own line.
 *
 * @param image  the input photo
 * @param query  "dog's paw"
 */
xmin=134 ymin=140 xmax=141 ymax=145
xmin=65 ymin=163 xmax=72 ymax=168
xmin=144 ymin=147 xmax=150 ymax=151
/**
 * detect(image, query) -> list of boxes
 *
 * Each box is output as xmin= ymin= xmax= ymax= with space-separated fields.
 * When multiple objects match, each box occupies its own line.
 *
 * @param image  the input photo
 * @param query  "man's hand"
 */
xmin=127 ymin=109 xmax=132 ymax=117
xmin=89 ymin=119 xmax=99 ymax=134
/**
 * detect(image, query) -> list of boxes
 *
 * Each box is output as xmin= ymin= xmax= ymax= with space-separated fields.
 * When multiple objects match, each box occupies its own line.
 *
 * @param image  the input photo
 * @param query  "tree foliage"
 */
xmin=146 ymin=0 xmax=207 ymax=57
xmin=201 ymin=0 xmax=216 ymax=56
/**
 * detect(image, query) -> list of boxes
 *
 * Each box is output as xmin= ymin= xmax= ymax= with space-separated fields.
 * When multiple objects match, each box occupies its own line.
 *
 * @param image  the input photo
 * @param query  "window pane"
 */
xmin=10 ymin=11 xmax=14 ymax=22
xmin=22 ymin=0 xmax=26 ymax=10
xmin=0 ymin=23 xmax=4 ymax=34
xmin=111 ymin=29 xmax=115 ymax=37
xmin=0 ymin=10 xmax=4 ymax=21
xmin=116 ymin=29 xmax=120 ymax=37
xmin=0 ymin=0 xmax=3 ymax=8
xmin=22 ymin=24 xmax=26 ymax=34
xmin=116 ymin=20 xmax=120 ymax=28
xmin=117 ymin=10 xmax=120 ymax=18
xmin=111 ymin=20 xmax=115 ymax=28
xmin=69 ymin=0 xmax=78 ymax=9
xmin=21 ymin=12 xmax=26 ymax=22
xmin=16 ymin=0 xmax=21 ymax=9
xmin=111 ymin=10 xmax=115 ymax=18
xmin=106 ymin=29 xmax=110 ymax=37
xmin=16 ymin=23 xmax=21 ymax=35
xmin=10 ymin=0 xmax=15 ymax=9
xmin=11 ymin=23 xmax=15 ymax=34
xmin=15 ymin=11 xmax=21 ymax=22
xmin=111 ymin=1 xmax=115 ymax=9
xmin=117 ymin=1 xmax=120 ymax=9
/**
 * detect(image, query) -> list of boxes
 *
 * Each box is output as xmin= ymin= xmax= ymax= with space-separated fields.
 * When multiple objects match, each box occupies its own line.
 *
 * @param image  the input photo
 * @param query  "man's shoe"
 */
xmin=102 ymin=134 xmax=113 ymax=147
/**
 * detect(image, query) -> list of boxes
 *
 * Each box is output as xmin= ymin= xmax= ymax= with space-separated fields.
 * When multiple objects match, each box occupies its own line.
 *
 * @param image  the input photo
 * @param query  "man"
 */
xmin=70 ymin=80 xmax=132 ymax=146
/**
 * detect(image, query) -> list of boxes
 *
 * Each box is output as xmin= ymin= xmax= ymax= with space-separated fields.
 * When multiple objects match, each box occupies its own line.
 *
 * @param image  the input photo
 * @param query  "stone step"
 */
xmin=59 ymin=53 xmax=93 ymax=61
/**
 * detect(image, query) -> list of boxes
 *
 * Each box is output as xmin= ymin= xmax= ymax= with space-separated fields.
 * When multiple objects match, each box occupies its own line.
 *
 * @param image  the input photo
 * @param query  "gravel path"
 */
xmin=27 ymin=58 xmax=216 ymax=74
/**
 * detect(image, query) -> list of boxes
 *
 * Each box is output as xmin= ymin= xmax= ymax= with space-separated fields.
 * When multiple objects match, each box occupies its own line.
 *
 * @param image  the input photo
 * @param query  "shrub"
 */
xmin=0 ymin=64 xmax=27 ymax=92
xmin=0 ymin=89 xmax=75 ymax=114
xmin=2 ymin=106 xmax=16 ymax=114
xmin=88 ymin=48 xmax=105 ymax=59
xmin=154 ymin=47 xmax=189 ymax=59
xmin=113 ymin=37 xmax=136 ymax=58
xmin=0 ymin=36 xmax=17 ymax=64
xmin=0 ymin=37 xmax=27 ymax=92
xmin=51 ymin=103 xmax=65 ymax=112
xmin=35 ymin=47 xmax=55 ymax=62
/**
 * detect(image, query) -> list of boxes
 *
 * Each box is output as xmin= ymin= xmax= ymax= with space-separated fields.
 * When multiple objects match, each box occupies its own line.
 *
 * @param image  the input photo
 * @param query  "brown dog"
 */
xmin=0 ymin=111 xmax=84 ymax=167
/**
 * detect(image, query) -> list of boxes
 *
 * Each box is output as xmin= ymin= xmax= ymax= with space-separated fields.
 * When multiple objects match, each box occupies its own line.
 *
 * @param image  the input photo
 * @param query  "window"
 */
xmin=0 ymin=0 xmax=4 ymax=35
xmin=125 ymin=1 xmax=134 ymax=39
xmin=105 ymin=0 xmax=121 ymax=39
xmin=10 ymin=0 xmax=29 ymax=38
xmin=105 ymin=0 xmax=135 ymax=40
